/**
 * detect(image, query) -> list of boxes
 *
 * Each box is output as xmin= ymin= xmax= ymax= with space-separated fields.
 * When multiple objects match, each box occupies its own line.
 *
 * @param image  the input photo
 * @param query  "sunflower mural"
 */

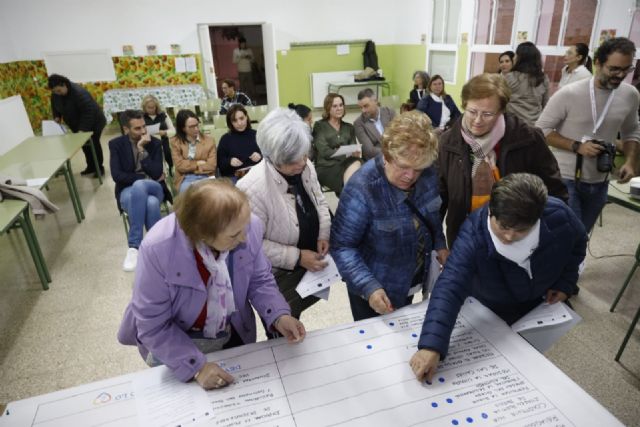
xmin=0 ymin=54 xmax=202 ymax=131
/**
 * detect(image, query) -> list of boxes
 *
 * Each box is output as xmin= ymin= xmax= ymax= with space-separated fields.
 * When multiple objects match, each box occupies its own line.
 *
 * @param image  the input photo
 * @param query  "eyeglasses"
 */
xmin=465 ymin=109 xmax=499 ymax=121
xmin=604 ymin=64 xmax=635 ymax=76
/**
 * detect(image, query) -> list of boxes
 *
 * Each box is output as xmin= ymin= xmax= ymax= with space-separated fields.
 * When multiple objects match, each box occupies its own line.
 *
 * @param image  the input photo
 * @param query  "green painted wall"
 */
xmin=276 ymin=43 xmax=427 ymax=108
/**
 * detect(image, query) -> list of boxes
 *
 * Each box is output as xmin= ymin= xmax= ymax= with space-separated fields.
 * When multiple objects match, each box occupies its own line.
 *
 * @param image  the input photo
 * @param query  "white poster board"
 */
xmin=43 ymin=49 xmax=116 ymax=83
xmin=0 ymin=299 xmax=622 ymax=427
xmin=0 ymin=95 xmax=34 ymax=156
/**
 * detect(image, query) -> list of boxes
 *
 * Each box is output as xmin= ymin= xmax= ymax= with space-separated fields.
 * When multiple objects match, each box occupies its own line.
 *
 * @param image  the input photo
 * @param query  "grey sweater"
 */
xmin=536 ymin=78 xmax=640 ymax=183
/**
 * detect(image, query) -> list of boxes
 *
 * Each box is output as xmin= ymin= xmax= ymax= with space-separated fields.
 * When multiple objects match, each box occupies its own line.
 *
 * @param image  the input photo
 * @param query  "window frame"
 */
xmin=427 ymin=0 xmax=463 ymax=84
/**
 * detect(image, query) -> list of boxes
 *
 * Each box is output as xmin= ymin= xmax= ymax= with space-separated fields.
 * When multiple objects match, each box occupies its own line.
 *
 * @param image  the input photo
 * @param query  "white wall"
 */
xmin=0 ymin=12 xmax=17 ymax=63
xmin=1 ymin=0 xmax=428 ymax=61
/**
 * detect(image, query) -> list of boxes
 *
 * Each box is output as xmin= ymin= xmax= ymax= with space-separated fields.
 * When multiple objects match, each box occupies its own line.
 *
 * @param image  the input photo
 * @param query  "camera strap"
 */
xmin=589 ymin=77 xmax=616 ymax=135
xmin=574 ymin=153 xmax=583 ymax=183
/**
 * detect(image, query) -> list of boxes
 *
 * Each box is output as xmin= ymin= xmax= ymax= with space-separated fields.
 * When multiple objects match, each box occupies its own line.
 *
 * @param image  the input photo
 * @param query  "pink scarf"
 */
xmin=460 ymin=114 xmax=506 ymax=177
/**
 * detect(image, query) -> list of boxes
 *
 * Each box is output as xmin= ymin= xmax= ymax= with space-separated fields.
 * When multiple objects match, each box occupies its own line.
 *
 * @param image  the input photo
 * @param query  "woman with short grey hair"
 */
xmin=237 ymin=108 xmax=331 ymax=323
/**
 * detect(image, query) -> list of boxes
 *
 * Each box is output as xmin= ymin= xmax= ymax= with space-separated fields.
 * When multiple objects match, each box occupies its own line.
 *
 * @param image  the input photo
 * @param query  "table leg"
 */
xmin=88 ymin=139 xmax=103 ymax=184
xmin=15 ymin=211 xmax=50 ymax=290
xmin=63 ymin=160 xmax=85 ymax=222
xmin=615 ymin=304 xmax=640 ymax=361
xmin=610 ymin=243 xmax=640 ymax=312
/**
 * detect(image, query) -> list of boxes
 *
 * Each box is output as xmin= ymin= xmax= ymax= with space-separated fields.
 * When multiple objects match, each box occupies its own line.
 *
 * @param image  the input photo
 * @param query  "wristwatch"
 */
xmin=571 ymin=141 xmax=581 ymax=153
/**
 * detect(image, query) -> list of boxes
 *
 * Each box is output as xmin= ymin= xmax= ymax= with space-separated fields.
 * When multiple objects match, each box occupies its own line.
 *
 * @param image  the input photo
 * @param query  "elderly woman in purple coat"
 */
xmin=118 ymin=179 xmax=305 ymax=390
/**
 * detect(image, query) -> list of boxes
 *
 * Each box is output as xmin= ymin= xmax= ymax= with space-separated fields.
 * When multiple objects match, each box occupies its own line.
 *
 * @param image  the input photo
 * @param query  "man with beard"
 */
xmin=353 ymin=88 xmax=396 ymax=160
xmin=537 ymin=37 xmax=640 ymax=233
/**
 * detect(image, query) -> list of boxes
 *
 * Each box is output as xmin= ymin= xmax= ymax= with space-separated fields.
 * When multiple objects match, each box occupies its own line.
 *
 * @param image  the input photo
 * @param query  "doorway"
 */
xmin=208 ymin=25 xmax=267 ymax=106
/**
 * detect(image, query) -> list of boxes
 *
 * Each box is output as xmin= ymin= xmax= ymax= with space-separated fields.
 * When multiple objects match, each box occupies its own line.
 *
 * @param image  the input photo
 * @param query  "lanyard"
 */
xmin=589 ymin=77 xmax=616 ymax=135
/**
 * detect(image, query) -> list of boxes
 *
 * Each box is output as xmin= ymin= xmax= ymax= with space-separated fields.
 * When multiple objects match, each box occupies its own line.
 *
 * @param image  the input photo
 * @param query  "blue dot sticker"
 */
xmin=366 ymin=344 xmax=373 ymax=349
xmin=438 ymin=377 xmax=445 ymax=383
xmin=481 ymin=413 xmax=488 ymax=419
xmin=452 ymin=420 xmax=459 ymax=426
xmin=411 ymin=333 xmax=418 ymax=338
xmin=389 ymin=322 xmax=395 ymax=326
xmin=359 ymin=329 xmax=365 ymax=334
xmin=446 ymin=398 xmax=453 ymax=404
xmin=431 ymin=402 xmax=438 ymax=408
xmin=466 ymin=417 xmax=474 ymax=423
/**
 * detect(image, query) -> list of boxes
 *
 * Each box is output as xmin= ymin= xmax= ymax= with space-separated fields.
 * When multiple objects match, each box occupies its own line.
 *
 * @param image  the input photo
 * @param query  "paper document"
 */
xmin=175 ymin=57 xmax=186 ymax=73
xmin=330 ymin=144 xmax=360 ymax=158
xmin=314 ymin=287 xmax=331 ymax=300
xmin=145 ymin=123 xmax=161 ymax=135
xmin=26 ymin=177 xmax=48 ymax=188
xmin=42 ymin=120 xmax=66 ymax=136
xmin=185 ymin=57 xmax=197 ymax=72
xmin=133 ymin=366 xmax=213 ymax=427
xmin=511 ymin=301 xmax=572 ymax=332
xmin=512 ymin=301 xmax=582 ymax=353
xmin=296 ymin=255 xmax=341 ymax=298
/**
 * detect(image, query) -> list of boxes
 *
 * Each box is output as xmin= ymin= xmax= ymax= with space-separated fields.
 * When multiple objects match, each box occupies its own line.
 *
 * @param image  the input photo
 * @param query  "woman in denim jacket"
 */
xmin=330 ymin=111 xmax=449 ymax=320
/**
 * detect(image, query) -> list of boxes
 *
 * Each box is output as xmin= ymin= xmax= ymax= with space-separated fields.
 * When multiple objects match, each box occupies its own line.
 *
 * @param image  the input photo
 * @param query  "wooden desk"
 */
xmin=0 ymin=132 xmax=95 ymax=223
xmin=0 ymin=200 xmax=50 ymax=290
xmin=607 ymin=181 xmax=640 ymax=361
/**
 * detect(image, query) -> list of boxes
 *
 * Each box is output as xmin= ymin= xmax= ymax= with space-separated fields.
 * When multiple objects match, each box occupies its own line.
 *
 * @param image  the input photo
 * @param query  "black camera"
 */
xmin=593 ymin=140 xmax=617 ymax=172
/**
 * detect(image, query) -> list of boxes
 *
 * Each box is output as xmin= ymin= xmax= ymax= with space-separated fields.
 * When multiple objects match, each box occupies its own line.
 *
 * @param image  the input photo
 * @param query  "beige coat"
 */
xmin=236 ymin=159 xmax=331 ymax=270
xmin=170 ymin=134 xmax=217 ymax=191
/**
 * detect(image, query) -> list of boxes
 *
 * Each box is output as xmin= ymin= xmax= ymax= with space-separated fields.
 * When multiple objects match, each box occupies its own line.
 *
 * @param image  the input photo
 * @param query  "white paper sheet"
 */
xmin=185 ymin=57 xmax=197 ymax=72
xmin=175 ymin=57 xmax=186 ymax=73
xmin=133 ymin=365 xmax=213 ymax=427
xmin=336 ymin=44 xmax=350 ymax=55
xmin=296 ymin=255 xmax=341 ymax=298
xmin=41 ymin=120 xmax=66 ymax=136
xmin=145 ymin=123 xmax=161 ymax=135
xmin=511 ymin=301 xmax=573 ymax=333
xmin=26 ymin=177 xmax=48 ymax=188
xmin=514 ymin=302 xmax=582 ymax=353
xmin=0 ymin=299 xmax=620 ymax=427
xmin=330 ymin=144 xmax=360 ymax=158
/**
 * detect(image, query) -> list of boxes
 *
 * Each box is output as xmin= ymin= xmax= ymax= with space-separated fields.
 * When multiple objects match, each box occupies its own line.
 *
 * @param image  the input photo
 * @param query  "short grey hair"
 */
xmin=489 ymin=173 xmax=548 ymax=228
xmin=256 ymin=108 xmax=311 ymax=166
xmin=357 ymin=88 xmax=376 ymax=101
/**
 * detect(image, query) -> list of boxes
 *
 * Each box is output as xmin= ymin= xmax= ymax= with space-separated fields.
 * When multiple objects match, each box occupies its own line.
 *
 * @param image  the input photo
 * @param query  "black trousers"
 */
xmin=82 ymin=126 xmax=105 ymax=171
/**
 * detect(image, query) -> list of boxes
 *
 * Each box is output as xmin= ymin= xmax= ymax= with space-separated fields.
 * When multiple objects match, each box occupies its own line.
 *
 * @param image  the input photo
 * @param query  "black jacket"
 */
xmin=438 ymin=113 xmax=568 ymax=246
xmin=108 ymin=134 xmax=172 ymax=212
xmin=51 ymin=83 xmax=106 ymax=133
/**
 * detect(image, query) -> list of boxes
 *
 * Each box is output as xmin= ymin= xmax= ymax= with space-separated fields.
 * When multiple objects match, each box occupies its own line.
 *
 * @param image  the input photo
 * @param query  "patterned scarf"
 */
xmin=460 ymin=114 xmax=506 ymax=211
xmin=195 ymin=242 xmax=236 ymax=338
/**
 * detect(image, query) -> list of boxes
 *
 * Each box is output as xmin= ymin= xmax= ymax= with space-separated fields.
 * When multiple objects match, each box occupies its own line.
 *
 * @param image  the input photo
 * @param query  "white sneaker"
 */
xmin=123 ymin=248 xmax=138 ymax=272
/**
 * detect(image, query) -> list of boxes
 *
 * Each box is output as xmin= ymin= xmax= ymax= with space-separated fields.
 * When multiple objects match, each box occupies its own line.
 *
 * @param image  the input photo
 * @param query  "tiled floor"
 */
xmin=1 ymin=118 xmax=639 ymax=425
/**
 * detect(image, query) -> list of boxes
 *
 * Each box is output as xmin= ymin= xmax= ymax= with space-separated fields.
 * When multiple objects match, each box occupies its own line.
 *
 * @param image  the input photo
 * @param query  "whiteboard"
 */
xmin=310 ymin=70 xmax=359 ymax=108
xmin=0 ymin=95 xmax=34 ymax=156
xmin=44 ymin=49 xmax=116 ymax=83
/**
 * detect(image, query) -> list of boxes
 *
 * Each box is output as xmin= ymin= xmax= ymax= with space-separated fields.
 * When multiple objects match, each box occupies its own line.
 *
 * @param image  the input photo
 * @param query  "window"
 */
xmin=428 ymin=0 xmax=462 ymax=82
xmin=432 ymin=0 xmax=462 ymax=44
xmin=474 ymin=0 xmax=516 ymax=45
xmin=533 ymin=0 xmax=599 ymax=94
xmin=469 ymin=52 xmax=502 ymax=76
xmin=429 ymin=51 xmax=457 ymax=82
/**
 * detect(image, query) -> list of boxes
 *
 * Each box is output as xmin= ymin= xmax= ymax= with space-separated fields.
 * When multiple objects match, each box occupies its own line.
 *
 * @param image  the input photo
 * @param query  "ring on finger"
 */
xmin=216 ymin=378 xmax=226 ymax=387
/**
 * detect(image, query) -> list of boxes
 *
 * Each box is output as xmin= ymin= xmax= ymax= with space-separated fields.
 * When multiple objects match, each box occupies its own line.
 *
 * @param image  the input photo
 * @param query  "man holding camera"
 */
xmin=537 ymin=37 xmax=640 ymax=233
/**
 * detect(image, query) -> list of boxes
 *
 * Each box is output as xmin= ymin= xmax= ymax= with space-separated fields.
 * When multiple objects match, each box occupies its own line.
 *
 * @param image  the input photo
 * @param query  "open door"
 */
xmin=262 ymin=23 xmax=279 ymax=110
xmin=197 ymin=24 xmax=217 ymax=97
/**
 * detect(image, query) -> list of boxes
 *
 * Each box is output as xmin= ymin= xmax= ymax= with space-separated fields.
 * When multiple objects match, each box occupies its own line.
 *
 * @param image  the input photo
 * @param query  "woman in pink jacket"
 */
xmin=117 ymin=179 xmax=305 ymax=390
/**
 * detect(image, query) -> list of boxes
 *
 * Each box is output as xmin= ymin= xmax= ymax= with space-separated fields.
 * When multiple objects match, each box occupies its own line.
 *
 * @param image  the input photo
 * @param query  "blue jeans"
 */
xmin=562 ymin=178 xmax=608 ymax=233
xmin=179 ymin=174 xmax=210 ymax=193
xmin=120 ymin=180 xmax=164 ymax=248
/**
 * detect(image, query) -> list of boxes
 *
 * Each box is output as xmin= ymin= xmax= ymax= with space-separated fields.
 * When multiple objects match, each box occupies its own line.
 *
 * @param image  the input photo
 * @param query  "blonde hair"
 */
xmin=174 ymin=179 xmax=248 ymax=243
xmin=461 ymin=73 xmax=511 ymax=111
xmin=141 ymin=94 xmax=164 ymax=114
xmin=381 ymin=111 xmax=438 ymax=169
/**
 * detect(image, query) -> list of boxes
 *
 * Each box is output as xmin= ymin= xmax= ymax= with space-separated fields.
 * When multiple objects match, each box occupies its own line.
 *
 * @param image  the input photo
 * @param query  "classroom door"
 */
xmin=208 ymin=25 xmax=269 ymax=106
